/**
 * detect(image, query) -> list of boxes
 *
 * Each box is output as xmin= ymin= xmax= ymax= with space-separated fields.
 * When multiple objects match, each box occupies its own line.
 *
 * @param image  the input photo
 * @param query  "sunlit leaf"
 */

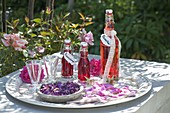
xmin=33 ymin=18 xmax=41 ymax=23
xmin=13 ymin=19 xmax=20 ymax=28
xmin=79 ymin=12 xmax=85 ymax=20
xmin=25 ymin=16 xmax=29 ymax=23
xmin=85 ymin=22 xmax=93 ymax=26
xmin=40 ymin=31 xmax=50 ymax=36
xmin=6 ymin=20 xmax=12 ymax=26
xmin=56 ymin=26 xmax=60 ymax=32
xmin=29 ymin=33 xmax=37 ymax=38
xmin=46 ymin=7 xmax=51 ymax=15
xmin=63 ymin=13 xmax=70 ymax=19
xmin=70 ymin=23 xmax=79 ymax=28
xmin=42 ymin=21 xmax=50 ymax=25
xmin=86 ymin=17 xmax=93 ymax=21
xmin=23 ymin=50 xmax=28 ymax=57
xmin=38 ymin=35 xmax=44 ymax=38
xmin=7 ymin=25 xmax=14 ymax=29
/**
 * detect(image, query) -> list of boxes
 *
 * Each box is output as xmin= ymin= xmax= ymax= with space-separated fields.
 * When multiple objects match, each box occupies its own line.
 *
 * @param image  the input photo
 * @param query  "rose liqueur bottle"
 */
xmin=100 ymin=9 xmax=120 ymax=79
xmin=61 ymin=39 xmax=73 ymax=78
xmin=78 ymin=42 xmax=90 ymax=82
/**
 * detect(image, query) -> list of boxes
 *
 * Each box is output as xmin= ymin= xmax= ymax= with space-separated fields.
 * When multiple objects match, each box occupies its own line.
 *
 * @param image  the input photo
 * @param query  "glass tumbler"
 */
xmin=25 ymin=60 xmax=43 ymax=93
xmin=43 ymin=54 xmax=59 ymax=82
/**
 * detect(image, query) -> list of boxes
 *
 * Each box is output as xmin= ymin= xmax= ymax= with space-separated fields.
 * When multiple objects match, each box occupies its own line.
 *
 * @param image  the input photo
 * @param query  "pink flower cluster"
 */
xmin=90 ymin=58 xmax=101 ymax=76
xmin=78 ymin=28 xmax=94 ymax=45
xmin=1 ymin=34 xmax=28 ymax=51
xmin=19 ymin=66 xmax=45 ymax=83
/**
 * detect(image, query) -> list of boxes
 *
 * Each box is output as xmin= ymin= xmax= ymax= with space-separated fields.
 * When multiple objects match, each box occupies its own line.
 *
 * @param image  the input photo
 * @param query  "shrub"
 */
xmin=0 ymin=9 xmax=93 ymax=76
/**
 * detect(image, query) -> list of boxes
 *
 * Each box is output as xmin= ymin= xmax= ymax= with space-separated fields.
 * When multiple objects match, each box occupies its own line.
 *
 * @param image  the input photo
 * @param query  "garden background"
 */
xmin=0 ymin=0 xmax=170 ymax=77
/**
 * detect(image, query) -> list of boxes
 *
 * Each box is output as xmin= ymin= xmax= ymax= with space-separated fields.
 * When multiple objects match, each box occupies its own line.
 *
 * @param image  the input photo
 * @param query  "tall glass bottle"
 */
xmin=62 ymin=39 xmax=73 ymax=78
xmin=78 ymin=42 xmax=90 ymax=82
xmin=100 ymin=9 xmax=120 ymax=79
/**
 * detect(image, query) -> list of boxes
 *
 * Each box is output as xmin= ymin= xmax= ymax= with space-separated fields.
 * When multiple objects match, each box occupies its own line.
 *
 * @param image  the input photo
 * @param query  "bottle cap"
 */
xmin=80 ymin=42 xmax=88 ymax=48
xmin=64 ymin=39 xmax=71 ymax=45
xmin=106 ymin=9 xmax=113 ymax=14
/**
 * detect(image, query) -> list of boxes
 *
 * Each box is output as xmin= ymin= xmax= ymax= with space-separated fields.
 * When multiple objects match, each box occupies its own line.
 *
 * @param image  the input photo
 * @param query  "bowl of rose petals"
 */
xmin=37 ymin=81 xmax=84 ymax=103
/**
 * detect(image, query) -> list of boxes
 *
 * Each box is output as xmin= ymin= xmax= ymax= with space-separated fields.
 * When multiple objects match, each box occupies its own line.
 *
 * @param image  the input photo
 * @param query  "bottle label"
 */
xmin=104 ymin=29 xmax=111 ymax=37
xmin=100 ymin=34 xmax=110 ymax=47
xmin=63 ymin=52 xmax=75 ymax=65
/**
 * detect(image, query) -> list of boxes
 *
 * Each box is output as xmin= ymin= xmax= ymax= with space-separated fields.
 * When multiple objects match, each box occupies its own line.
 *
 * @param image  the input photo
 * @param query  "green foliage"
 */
xmin=116 ymin=0 xmax=170 ymax=62
xmin=0 ymin=7 xmax=93 ymax=76
xmin=1 ymin=0 xmax=170 ymax=77
xmin=70 ymin=0 xmax=170 ymax=63
xmin=0 ymin=46 xmax=25 ymax=77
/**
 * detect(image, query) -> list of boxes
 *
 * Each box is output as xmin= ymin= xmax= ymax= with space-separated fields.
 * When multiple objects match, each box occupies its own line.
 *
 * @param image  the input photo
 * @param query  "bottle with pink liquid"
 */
xmin=61 ymin=39 xmax=73 ymax=78
xmin=78 ymin=42 xmax=90 ymax=82
xmin=100 ymin=9 xmax=120 ymax=79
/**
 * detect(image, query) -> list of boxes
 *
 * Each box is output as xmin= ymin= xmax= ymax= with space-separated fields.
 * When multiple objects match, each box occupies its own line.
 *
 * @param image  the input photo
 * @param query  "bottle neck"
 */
xmin=105 ymin=13 xmax=114 ymax=30
xmin=64 ymin=44 xmax=71 ymax=52
xmin=80 ymin=47 xmax=88 ymax=58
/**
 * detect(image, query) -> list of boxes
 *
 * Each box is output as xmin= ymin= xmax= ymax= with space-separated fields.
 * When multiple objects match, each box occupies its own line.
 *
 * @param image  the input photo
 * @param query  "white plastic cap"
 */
xmin=64 ymin=39 xmax=71 ymax=44
xmin=80 ymin=42 xmax=88 ymax=48
xmin=106 ymin=9 xmax=113 ymax=14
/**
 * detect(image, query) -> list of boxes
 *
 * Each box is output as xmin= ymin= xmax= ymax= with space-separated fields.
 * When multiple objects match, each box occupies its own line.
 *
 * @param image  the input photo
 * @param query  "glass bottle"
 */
xmin=78 ymin=42 xmax=90 ymax=82
xmin=61 ymin=39 xmax=73 ymax=78
xmin=100 ymin=9 xmax=120 ymax=79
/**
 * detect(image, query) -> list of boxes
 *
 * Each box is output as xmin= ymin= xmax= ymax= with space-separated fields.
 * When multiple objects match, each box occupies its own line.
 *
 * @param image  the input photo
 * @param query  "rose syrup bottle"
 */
xmin=78 ymin=42 xmax=90 ymax=82
xmin=62 ymin=39 xmax=73 ymax=78
xmin=100 ymin=9 xmax=120 ymax=79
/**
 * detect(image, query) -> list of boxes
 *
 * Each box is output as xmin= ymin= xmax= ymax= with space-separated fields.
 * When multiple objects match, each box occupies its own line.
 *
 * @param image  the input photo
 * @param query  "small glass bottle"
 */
xmin=78 ymin=42 xmax=90 ymax=82
xmin=61 ymin=39 xmax=73 ymax=78
xmin=100 ymin=9 xmax=120 ymax=79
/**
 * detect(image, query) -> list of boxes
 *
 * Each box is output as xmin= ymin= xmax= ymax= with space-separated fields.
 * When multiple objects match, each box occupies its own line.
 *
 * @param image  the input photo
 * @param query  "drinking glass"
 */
xmin=43 ymin=54 xmax=59 ymax=82
xmin=25 ymin=60 xmax=43 ymax=93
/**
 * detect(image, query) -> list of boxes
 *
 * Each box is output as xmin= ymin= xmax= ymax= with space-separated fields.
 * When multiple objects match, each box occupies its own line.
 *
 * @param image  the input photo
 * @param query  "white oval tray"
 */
xmin=5 ymin=72 xmax=152 ymax=108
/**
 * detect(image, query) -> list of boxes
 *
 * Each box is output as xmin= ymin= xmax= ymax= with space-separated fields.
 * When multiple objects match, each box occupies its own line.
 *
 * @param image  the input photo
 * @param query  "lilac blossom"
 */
xmin=40 ymin=81 xmax=80 ymax=96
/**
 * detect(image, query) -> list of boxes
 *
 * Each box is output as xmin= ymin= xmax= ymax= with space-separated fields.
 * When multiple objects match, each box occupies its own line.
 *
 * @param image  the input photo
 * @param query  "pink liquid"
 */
xmin=108 ymin=36 xmax=119 ymax=79
xmin=100 ymin=41 xmax=110 ymax=75
xmin=100 ymin=34 xmax=120 ymax=79
xmin=78 ymin=51 xmax=90 ymax=81
xmin=62 ymin=50 xmax=73 ymax=77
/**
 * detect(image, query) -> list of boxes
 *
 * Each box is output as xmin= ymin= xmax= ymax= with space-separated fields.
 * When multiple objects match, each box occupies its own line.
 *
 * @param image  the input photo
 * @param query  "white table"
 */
xmin=1 ymin=54 xmax=170 ymax=113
